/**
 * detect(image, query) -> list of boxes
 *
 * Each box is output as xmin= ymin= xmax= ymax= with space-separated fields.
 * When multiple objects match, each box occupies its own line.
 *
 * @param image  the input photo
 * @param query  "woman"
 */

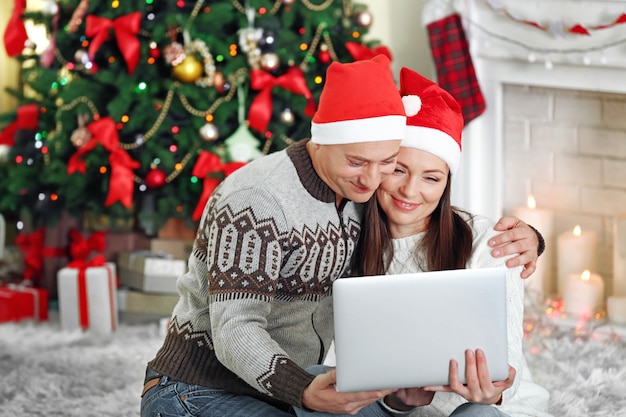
xmin=358 ymin=67 xmax=551 ymax=417
xmin=295 ymin=67 xmax=551 ymax=417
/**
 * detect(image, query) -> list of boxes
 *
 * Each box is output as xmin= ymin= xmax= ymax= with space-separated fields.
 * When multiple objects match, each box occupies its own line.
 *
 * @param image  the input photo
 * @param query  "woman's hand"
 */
xmin=301 ymin=369 xmax=396 ymax=414
xmin=423 ymin=349 xmax=515 ymax=405
xmin=490 ymin=216 xmax=542 ymax=279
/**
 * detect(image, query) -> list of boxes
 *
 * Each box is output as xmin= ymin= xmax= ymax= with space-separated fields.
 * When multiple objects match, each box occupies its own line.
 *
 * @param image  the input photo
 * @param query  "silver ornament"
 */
xmin=355 ymin=10 xmax=373 ymax=28
xmin=199 ymin=123 xmax=219 ymax=141
xmin=260 ymin=52 xmax=280 ymax=71
xmin=280 ymin=108 xmax=295 ymax=125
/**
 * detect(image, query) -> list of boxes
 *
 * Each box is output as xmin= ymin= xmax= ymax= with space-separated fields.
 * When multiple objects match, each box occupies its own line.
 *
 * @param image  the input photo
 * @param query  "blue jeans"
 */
xmin=450 ymin=403 xmax=510 ymax=417
xmin=140 ymin=370 xmax=295 ymax=417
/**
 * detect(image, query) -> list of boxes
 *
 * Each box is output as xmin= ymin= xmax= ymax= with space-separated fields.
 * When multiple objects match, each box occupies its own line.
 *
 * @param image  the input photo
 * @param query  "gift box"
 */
xmin=57 ymin=261 xmax=118 ymax=334
xmin=149 ymin=238 xmax=194 ymax=261
xmin=117 ymin=287 xmax=178 ymax=324
xmin=0 ymin=284 xmax=48 ymax=322
xmin=157 ymin=218 xmax=197 ymax=240
xmin=104 ymin=232 xmax=150 ymax=263
xmin=117 ymin=251 xmax=186 ymax=294
xmin=15 ymin=212 xmax=79 ymax=299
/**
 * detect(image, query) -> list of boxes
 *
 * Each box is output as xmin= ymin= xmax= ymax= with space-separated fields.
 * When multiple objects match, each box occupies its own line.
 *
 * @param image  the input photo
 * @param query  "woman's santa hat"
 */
xmin=399 ymin=67 xmax=464 ymax=175
xmin=311 ymin=55 xmax=406 ymax=145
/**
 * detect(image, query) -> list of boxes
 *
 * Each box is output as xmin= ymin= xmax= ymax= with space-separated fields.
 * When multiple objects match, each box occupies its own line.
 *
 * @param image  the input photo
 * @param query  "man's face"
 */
xmin=310 ymin=140 xmax=402 ymax=204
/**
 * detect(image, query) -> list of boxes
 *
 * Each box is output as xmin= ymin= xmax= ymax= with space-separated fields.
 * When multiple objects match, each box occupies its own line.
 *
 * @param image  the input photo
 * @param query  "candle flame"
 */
xmin=573 ymin=225 xmax=582 ymax=237
xmin=581 ymin=270 xmax=591 ymax=281
xmin=527 ymin=195 xmax=536 ymax=209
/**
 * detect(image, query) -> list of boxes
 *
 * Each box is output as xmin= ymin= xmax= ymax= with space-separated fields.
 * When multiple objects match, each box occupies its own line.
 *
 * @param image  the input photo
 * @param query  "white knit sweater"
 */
xmin=385 ymin=214 xmax=552 ymax=417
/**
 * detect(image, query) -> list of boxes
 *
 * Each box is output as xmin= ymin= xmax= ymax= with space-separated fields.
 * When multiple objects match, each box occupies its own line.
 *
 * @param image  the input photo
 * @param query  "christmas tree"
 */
xmin=0 ymin=0 xmax=391 ymax=234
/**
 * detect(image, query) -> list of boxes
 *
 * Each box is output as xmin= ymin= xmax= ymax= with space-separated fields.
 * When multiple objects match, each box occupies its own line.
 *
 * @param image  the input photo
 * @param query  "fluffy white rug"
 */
xmin=1 ymin=317 xmax=625 ymax=417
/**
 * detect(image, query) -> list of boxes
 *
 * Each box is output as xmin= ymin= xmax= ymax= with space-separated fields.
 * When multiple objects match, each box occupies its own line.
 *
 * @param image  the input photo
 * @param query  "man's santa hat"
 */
xmin=311 ymin=55 xmax=406 ymax=145
xmin=399 ymin=67 xmax=464 ymax=175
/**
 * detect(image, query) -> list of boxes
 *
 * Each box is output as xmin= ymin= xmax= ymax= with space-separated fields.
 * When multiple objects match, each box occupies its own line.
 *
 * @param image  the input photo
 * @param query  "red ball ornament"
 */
xmin=145 ymin=168 xmax=167 ymax=189
xmin=318 ymin=50 xmax=331 ymax=64
xmin=149 ymin=46 xmax=161 ymax=59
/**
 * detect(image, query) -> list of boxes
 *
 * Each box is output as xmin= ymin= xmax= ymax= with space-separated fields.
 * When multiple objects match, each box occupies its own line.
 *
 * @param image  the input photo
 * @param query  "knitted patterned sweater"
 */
xmin=148 ymin=140 xmax=363 ymax=410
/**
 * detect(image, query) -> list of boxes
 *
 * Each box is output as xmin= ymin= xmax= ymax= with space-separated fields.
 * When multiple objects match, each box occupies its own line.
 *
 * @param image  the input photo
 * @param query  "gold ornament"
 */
xmin=260 ymin=52 xmax=280 ymax=71
xmin=172 ymin=55 xmax=204 ymax=83
xmin=199 ymin=122 xmax=219 ymax=141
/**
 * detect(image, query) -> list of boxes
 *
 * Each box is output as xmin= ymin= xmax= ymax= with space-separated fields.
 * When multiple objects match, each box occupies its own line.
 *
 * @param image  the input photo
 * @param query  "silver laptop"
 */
xmin=332 ymin=267 xmax=509 ymax=392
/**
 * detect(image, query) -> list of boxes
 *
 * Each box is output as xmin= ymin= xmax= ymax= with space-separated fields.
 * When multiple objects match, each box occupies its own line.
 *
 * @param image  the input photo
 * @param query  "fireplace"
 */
xmin=457 ymin=59 xmax=626 ymax=298
xmin=453 ymin=2 xmax=626 ymax=299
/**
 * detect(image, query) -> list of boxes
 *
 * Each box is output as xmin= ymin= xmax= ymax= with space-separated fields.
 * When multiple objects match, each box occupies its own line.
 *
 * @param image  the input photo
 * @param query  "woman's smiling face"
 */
xmin=376 ymin=147 xmax=449 ymax=238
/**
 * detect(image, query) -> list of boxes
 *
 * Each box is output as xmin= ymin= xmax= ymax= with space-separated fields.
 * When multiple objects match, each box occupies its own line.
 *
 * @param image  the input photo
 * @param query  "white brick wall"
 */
xmin=502 ymin=85 xmax=626 ymax=297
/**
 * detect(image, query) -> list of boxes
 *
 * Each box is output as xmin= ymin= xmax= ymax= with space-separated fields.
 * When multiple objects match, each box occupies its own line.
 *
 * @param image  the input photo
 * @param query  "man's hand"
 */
xmin=301 ymin=369 xmax=395 ymax=414
xmin=490 ymin=216 xmax=542 ymax=279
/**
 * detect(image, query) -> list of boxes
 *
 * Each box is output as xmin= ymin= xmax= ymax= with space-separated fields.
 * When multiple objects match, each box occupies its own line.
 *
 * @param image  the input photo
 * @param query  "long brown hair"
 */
xmin=355 ymin=174 xmax=473 ymax=276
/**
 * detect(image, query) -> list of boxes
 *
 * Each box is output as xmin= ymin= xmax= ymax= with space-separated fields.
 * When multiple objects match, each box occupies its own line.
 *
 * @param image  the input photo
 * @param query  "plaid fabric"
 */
xmin=427 ymin=13 xmax=485 ymax=125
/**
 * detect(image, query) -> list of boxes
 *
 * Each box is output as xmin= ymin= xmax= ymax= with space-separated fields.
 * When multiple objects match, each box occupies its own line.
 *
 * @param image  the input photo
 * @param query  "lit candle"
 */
xmin=557 ymin=225 xmax=598 ymax=297
xmin=563 ymin=270 xmax=605 ymax=318
xmin=512 ymin=195 xmax=555 ymax=300
xmin=607 ymin=296 xmax=626 ymax=324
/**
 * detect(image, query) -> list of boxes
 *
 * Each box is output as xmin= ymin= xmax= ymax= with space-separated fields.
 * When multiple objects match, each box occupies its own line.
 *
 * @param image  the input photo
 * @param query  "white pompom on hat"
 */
xmin=399 ymin=67 xmax=464 ymax=175
xmin=310 ymin=55 xmax=407 ymax=145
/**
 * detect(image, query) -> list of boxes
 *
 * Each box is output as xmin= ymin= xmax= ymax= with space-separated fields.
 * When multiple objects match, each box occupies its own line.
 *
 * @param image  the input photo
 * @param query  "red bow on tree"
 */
xmin=67 ymin=117 xmax=140 ymax=208
xmin=248 ymin=66 xmax=315 ymax=133
xmin=0 ymin=103 xmax=39 ymax=146
xmin=68 ymin=228 xmax=106 ymax=262
xmin=345 ymin=41 xmax=393 ymax=62
xmin=3 ymin=0 xmax=28 ymax=57
xmin=85 ymin=12 xmax=142 ymax=74
xmin=191 ymin=151 xmax=245 ymax=221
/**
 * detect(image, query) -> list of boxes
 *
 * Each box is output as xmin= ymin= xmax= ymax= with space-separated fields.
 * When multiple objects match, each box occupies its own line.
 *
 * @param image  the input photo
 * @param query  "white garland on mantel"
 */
xmin=422 ymin=0 xmax=626 ymax=69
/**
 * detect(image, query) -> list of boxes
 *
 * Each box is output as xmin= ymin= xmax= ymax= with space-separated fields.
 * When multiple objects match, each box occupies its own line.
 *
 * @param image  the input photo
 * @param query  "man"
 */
xmin=140 ymin=55 xmax=542 ymax=417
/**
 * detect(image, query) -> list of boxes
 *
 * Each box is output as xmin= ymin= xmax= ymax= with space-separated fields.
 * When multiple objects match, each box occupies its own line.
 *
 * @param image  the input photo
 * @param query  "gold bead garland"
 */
xmin=232 ymin=0 xmax=283 ymax=16
xmin=301 ymin=0 xmax=335 ymax=12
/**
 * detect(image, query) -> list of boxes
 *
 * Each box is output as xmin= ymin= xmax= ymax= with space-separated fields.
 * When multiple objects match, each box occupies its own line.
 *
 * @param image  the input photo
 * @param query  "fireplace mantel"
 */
xmin=453 ymin=0 xmax=626 ymax=221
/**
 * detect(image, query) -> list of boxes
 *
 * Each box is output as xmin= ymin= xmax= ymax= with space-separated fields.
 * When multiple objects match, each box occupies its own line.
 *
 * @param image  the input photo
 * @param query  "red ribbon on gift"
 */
xmin=345 ymin=41 xmax=393 ymax=62
xmin=191 ymin=151 xmax=245 ymax=221
xmin=85 ymin=12 xmax=142 ymax=74
xmin=248 ymin=66 xmax=315 ymax=133
xmin=67 ymin=255 xmax=107 ymax=330
xmin=3 ymin=0 xmax=28 ymax=57
xmin=0 ymin=103 xmax=39 ymax=146
xmin=68 ymin=228 xmax=106 ymax=262
xmin=67 ymin=117 xmax=140 ymax=208
xmin=15 ymin=228 xmax=68 ymax=286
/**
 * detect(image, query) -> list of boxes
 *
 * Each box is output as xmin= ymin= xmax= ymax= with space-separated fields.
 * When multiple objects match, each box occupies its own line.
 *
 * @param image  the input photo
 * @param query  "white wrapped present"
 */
xmin=57 ymin=259 xmax=118 ymax=334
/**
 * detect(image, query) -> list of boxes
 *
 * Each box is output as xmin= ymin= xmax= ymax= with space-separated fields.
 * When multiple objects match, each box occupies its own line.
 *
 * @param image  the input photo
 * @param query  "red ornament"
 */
xmin=149 ymin=46 xmax=161 ymax=59
xmin=145 ymin=168 xmax=167 ymax=188
xmin=318 ymin=50 xmax=331 ymax=64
